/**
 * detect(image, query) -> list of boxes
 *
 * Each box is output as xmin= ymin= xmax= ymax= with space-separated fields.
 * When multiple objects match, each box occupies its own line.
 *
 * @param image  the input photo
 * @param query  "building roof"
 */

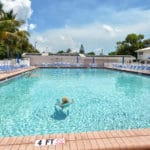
xmin=135 ymin=47 xmax=150 ymax=52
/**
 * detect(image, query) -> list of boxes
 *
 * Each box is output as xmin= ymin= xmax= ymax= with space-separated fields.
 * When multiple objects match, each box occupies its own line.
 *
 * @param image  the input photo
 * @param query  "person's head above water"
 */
xmin=62 ymin=96 xmax=69 ymax=103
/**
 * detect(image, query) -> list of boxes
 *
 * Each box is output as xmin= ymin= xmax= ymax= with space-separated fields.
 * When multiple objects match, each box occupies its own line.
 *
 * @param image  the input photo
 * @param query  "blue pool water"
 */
xmin=0 ymin=69 xmax=150 ymax=137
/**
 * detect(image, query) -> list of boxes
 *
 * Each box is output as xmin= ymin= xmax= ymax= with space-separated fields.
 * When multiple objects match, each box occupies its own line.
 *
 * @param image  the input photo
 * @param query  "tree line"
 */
xmin=109 ymin=33 xmax=150 ymax=57
xmin=57 ymin=34 xmax=150 ymax=57
xmin=0 ymin=3 xmax=38 ymax=59
xmin=56 ymin=44 xmax=98 ymax=56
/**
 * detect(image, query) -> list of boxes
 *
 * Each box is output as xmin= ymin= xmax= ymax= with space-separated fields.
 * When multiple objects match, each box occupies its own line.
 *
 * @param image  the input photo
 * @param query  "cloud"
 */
xmin=29 ymin=23 xmax=122 ymax=54
xmin=30 ymin=22 xmax=150 ymax=54
xmin=30 ymin=7 xmax=150 ymax=54
xmin=2 ymin=1 xmax=148 ymax=54
xmin=102 ymin=25 xmax=114 ymax=33
xmin=29 ymin=23 xmax=36 ymax=30
xmin=0 ymin=0 xmax=35 ymax=30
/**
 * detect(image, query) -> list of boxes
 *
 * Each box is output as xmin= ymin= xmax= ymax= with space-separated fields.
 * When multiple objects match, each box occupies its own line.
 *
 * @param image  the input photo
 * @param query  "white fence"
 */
xmin=0 ymin=58 xmax=30 ymax=66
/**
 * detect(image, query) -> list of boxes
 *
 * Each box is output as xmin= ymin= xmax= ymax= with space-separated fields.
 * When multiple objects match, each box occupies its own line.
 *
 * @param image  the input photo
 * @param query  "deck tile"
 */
xmin=62 ymin=133 xmax=69 ymax=140
xmin=90 ymin=139 xmax=99 ymax=149
xmin=92 ymin=131 xmax=101 ymax=139
xmin=0 ymin=138 xmax=3 ymax=145
xmin=55 ymin=144 xmax=63 ymax=150
xmin=117 ymin=130 xmax=126 ymax=138
xmin=0 ymin=137 xmax=10 ymax=145
xmin=18 ymin=144 xmax=27 ymax=150
xmin=109 ymin=130 xmax=120 ymax=138
xmin=7 ymin=137 xmax=16 ymax=145
xmin=96 ymin=139 xmax=106 ymax=149
xmin=14 ymin=137 xmax=24 ymax=145
xmin=11 ymin=144 xmax=20 ymax=150
xmin=126 ymin=130 xmax=136 ymax=136
xmin=102 ymin=138 xmax=112 ymax=149
xmin=48 ymin=145 xmax=56 ymax=150
xmin=69 ymin=141 xmax=78 ymax=150
xmin=40 ymin=145 xmax=48 ymax=150
xmin=23 ymin=136 xmax=30 ymax=144
xmin=114 ymin=138 xmax=126 ymax=149
xmin=121 ymin=137 xmax=133 ymax=150
xmin=87 ymin=132 xmax=95 ymax=139
xmin=140 ymin=129 xmax=150 ymax=136
xmin=83 ymin=139 xmax=92 ymax=150
xmin=122 ymin=130 xmax=132 ymax=137
xmin=0 ymin=145 xmax=11 ymax=150
xmin=103 ymin=131 xmax=114 ymax=138
xmin=97 ymin=131 xmax=107 ymax=138
xmin=80 ymin=132 xmax=88 ymax=140
xmin=76 ymin=140 xmax=85 ymax=150
xmin=42 ymin=134 xmax=50 ymax=139
xmin=69 ymin=133 xmax=76 ymax=140
xmin=108 ymin=138 xmax=120 ymax=149
xmin=74 ymin=132 xmax=82 ymax=140
xmin=48 ymin=134 xmax=56 ymax=139
xmin=33 ymin=145 xmax=41 ymax=150
xmin=55 ymin=133 xmax=62 ymax=139
xmin=133 ymin=136 xmax=145 ymax=148
xmin=26 ymin=144 xmax=35 ymax=150
xmin=62 ymin=141 xmax=70 ymax=150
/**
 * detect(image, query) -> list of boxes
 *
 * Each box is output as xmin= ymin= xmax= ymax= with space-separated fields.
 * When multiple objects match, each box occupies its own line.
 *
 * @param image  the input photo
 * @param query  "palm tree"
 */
xmin=0 ymin=3 xmax=39 ymax=59
xmin=0 ymin=4 xmax=24 ymax=58
xmin=16 ymin=30 xmax=30 ymax=54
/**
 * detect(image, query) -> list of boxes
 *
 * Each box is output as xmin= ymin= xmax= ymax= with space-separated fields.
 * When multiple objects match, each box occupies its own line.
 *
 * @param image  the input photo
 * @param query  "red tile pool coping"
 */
xmin=0 ymin=128 xmax=149 ymax=150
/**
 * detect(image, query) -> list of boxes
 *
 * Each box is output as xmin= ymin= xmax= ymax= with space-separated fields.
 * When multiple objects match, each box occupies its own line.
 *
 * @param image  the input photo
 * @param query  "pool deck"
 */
xmin=104 ymin=66 xmax=150 ymax=75
xmin=0 ymin=66 xmax=38 ymax=81
xmin=0 ymin=128 xmax=150 ymax=150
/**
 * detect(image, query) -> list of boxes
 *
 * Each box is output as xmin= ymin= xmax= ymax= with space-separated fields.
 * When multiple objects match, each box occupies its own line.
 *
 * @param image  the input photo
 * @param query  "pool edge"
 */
xmin=0 ymin=128 xmax=149 ymax=150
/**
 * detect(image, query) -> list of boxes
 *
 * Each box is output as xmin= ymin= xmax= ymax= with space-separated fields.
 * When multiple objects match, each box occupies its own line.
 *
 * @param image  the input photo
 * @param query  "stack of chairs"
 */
xmin=112 ymin=63 xmax=150 ymax=72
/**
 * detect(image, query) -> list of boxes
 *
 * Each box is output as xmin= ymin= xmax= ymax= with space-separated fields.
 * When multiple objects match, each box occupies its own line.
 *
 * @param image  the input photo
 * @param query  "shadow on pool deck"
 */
xmin=50 ymin=106 xmax=69 ymax=120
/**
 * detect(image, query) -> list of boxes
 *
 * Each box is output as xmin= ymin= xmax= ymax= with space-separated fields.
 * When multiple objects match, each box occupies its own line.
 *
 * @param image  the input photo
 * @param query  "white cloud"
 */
xmin=30 ymin=21 xmax=150 ymax=54
xmin=102 ymin=24 xmax=114 ymax=33
xmin=0 ymin=0 xmax=35 ymax=30
xmin=29 ymin=23 xmax=36 ymax=30
xmin=30 ymin=23 xmax=121 ymax=53
xmin=29 ymin=8 xmax=150 ymax=54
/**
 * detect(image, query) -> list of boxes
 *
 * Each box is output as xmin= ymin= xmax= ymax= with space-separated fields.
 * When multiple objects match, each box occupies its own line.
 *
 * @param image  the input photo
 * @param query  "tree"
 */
xmin=0 ymin=42 xmax=6 ymax=59
xmin=116 ymin=33 xmax=145 ymax=57
xmin=0 ymin=3 xmax=39 ymax=59
xmin=87 ymin=51 xmax=95 ymax=56
xmin=16 ymin=30 xmax=30 ymax=54
xmin=108 ymin=51 xmax=117 ymax=55
xmin=66 ymin=48 xmax=71 ymax=53
xmin=79 ymin=44 xmax=85 ymax=54
xmin=57 ymin=50 xmax=64 ymax=54
xmin=143 ymin=39 xmax=150 ymax=47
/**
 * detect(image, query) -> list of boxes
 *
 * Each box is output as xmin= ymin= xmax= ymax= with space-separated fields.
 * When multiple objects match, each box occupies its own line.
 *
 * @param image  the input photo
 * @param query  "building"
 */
xmin=135 ymin=47 xmax=150 ymax=63
xmin=22 ymin=53 xmax=135 ymax=67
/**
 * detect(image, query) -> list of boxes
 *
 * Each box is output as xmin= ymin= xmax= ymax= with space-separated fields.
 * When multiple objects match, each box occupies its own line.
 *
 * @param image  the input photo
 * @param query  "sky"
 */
xmin=0 ymin=0 xmax=150 ymax=54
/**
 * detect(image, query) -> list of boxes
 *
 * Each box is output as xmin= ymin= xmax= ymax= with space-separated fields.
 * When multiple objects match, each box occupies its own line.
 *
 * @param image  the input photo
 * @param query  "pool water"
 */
xmin=0 ymin=69 xmax=150 ymax=137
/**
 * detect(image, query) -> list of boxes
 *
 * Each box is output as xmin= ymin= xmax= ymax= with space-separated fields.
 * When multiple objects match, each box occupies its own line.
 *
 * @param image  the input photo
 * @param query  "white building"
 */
xmin=135 ymin=47 xmax=150 ymax=63
xmin=22 ymin=53 xmax=135 ymax=67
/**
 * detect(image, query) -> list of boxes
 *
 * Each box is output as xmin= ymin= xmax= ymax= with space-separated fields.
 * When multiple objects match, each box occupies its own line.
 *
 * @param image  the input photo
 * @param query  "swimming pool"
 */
xmin=0 ymin=68 xmax=150 ymax=137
